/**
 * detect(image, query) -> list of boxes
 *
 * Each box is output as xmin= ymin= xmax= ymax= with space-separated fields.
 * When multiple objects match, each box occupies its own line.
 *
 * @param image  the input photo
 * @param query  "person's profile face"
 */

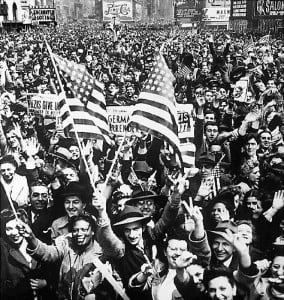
xmin=270 ymin=256 xmax=284 ymax=289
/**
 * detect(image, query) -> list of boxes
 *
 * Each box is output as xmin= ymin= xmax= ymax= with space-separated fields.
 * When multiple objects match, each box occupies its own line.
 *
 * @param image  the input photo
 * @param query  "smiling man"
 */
xmin=23 ymin=181 xmax=55 ymax=244
xmin=50 ymin=182 xmax=87 ymax=239
xmin=209 ymin=221 xmax=240 ymax=271
xmin=18 ymin=214 xmax=116 ymax=300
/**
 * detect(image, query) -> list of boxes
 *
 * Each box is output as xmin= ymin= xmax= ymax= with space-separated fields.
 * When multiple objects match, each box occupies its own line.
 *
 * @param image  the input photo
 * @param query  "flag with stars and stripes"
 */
xmin=128 ymin=53 xmax=181 ymax=156
xmin=243 ymin=36 xmax=255 ymax=56
xmin=177 ymin=64 xmax=191 ymax=79
xmin=258 ymin=34 xmax=270 ymax=44
xmin=52 ymin=54 xmax=110 ymax=143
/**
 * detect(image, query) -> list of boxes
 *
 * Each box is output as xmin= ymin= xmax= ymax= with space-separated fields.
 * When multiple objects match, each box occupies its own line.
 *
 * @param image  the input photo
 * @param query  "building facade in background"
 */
xmin=0 ymin=0 xmax=55 ymax=31
xmin=174 ymin=0 xmax=200 ymax=28
xmin=230 ymin=0 xmax=284 ymax=34
xmin=200 ymin=0 xmax=231 ymax=29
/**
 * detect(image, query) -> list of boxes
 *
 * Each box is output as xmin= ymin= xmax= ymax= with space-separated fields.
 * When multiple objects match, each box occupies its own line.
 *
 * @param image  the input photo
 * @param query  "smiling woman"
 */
xmin=0 ymin=209 xmax=55 ymax=300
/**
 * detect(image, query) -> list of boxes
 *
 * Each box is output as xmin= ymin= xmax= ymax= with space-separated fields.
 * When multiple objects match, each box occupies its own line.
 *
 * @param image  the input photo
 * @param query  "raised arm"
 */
xmin=93 ymin=192 xmax=125 ymax=259
xmin=17 ymin=220 xmax=64 ymax=263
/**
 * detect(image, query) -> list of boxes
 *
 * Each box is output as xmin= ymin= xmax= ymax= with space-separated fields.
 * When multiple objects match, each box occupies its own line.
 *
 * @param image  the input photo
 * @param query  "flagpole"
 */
xmin=103 ymin=131 xmax=126 ymax=188
xmin=44 ymin=37 xmax=131 ymax=300
xmin=44 ymin=38 xmax=97 ymax=193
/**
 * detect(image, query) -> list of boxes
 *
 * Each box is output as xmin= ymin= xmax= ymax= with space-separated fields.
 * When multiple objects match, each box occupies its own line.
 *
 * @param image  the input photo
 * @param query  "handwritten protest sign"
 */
xmin=27 ymin=94 xmax=59 ymax=118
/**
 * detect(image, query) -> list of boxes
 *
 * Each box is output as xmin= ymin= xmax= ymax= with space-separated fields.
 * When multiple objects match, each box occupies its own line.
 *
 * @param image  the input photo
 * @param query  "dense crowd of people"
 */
xmin=0 ymin=22 xmax=284 ymax=300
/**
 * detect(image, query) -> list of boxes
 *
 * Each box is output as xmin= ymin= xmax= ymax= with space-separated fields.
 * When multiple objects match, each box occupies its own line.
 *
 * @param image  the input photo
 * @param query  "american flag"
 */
xmin=179 ymin=131 xmax=196 ymax=169
xmin=258 ymin=35 xmax=270 ymax=44
xmin=128 ymin=53 xmax=181 ymax=156
xmin=52 ymin=54 xmax=110 ymax=142
xmin=177 ymin=64 xmax=191 ymax=79
xmin=243 ymin=36 xmax=255 ymax=56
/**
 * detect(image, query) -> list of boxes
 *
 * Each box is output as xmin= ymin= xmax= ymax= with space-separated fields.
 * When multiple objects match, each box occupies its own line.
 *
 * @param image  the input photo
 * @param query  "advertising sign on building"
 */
xmin=231 ymin=0 xmax=247 ymax=17
xmin=31 ymin=7 xmax=56 ymax=23
xmin=102 ymin=0 xmax=133 ymax=22
xmin=202 ymin=7 xmax=230 ymax=21
xmin=255 ymin=0 xmax=284 ymax=16
xmin=175 ymin=0 xmax=199 ymax=20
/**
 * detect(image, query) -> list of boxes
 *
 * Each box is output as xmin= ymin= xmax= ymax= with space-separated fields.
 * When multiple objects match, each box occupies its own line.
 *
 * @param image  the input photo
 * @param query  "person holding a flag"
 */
xmin=16 ymin=213 xmax=118 ymax=300
xmin=94 ymin=174 xmax=186 ymax=300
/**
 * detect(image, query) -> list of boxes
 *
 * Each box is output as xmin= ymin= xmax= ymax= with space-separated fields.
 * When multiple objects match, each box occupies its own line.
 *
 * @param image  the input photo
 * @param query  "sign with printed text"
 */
xmin=106 ymin=104 xmax=195 ymax=138
xmin=27 ymin=94 xmax=59 ymax=118
xmin=31 ymin=8 xmax=56 ymax=22
xmin=255 ymin=0 xmax=284 ymax=16
xmin=103 ymin=0 xmax=133 ymax=22
xmin=177 ymin=103 xmax=194 ymax=141
xmin=107 ymin=106 xmax=136 ymax=135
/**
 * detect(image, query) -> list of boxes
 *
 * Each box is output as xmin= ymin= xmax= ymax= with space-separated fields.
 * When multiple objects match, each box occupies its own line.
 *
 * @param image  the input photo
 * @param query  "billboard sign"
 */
xmin=175 ymin=0 xmax=199 ymax=20
xmin=103 ymin=0 xmax=133 ymax=22
xmin=255 ymin=0 xmax=284 ymax=16
xmin=31 ymin=8 xmax=56 ymax=22
xmin=231 ymin=0 xmax=247 ymax=17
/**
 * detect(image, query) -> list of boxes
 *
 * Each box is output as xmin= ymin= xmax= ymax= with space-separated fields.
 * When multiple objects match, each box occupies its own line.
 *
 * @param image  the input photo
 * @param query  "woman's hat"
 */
xmin=112 ymin=205 xmax=150 ymax=227
xmin=50 ymin=147 xmax=76 ymax=167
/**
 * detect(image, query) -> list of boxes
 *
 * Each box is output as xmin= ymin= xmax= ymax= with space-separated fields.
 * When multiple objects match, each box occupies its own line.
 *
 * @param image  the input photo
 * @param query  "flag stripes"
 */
xmin=53 ymin=54 xmax=110 ymax=142
xmin=129 ymin=54 xmax=181 ymax=155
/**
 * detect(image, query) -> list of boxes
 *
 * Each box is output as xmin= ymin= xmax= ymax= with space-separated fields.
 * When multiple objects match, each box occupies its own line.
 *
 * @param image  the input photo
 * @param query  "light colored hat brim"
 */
xmin=113 ymin=216 xmax=150 ymax=227
xmin=208 ymin=230 xmax=234 ymax=244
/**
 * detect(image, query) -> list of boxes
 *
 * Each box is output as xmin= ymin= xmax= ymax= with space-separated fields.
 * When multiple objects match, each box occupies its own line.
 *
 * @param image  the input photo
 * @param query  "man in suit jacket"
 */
xmin=24 ymin=180 xmax=55 ymax=244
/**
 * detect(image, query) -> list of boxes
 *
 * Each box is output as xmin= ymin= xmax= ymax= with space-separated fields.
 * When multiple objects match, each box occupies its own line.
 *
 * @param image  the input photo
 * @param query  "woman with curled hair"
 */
xmin=0 ymin=209 xmax=55 ymax=300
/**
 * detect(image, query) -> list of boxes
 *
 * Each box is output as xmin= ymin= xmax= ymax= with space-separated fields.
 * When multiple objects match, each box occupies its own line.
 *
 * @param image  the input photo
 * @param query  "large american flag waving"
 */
xmin=128 ymin=53 xmax=181 ymax=156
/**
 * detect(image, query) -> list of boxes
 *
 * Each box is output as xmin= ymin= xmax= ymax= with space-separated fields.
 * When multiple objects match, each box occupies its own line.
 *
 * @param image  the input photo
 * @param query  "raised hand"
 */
xmin=272 ymin=190 xmax=284 ymax=211
xmin=140 ymin=263 xmax=154 ymax=277
xmin=197 ymin=177 xmax=214 ymax=198
xmin=92 ymin=191 xmax=107 ymax=217
xmin=50 ymin=131 xmax=59 ymax=146
xmin=254 ymin=259 xmax=271 ymax=273
xmin=12 ymin=122 xmax=23 ymax=140
xmin=244 ymin=111 xmax=261 ymax=123
xmin=23 ymin=137 xmax=40 ymax=157
xmin=233 ymin=233 xmax=249 ymax=254
xmin=82 ymin=139 xmax=93 ymax=158
xmin=175 ymin=251 xmax=197 ymax=269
